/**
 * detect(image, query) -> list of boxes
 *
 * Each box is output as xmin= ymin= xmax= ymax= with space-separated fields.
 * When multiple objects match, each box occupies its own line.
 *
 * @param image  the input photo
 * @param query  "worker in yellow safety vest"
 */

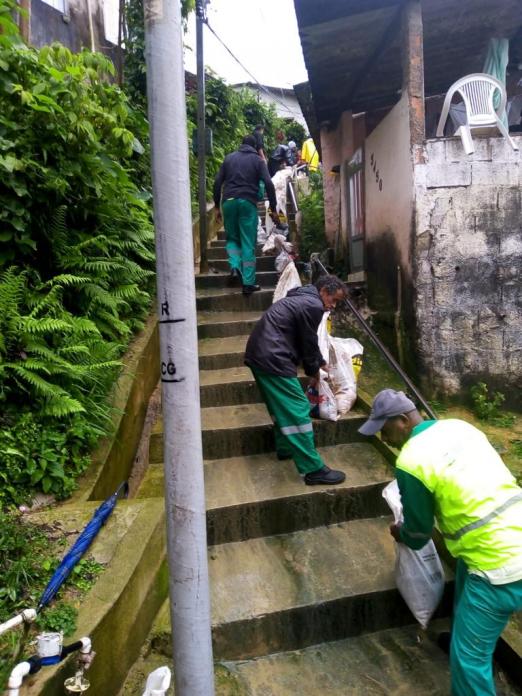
xmin=358 ymin=389 xmax=522 ymax=696
xmin=300 ymin=137 xmax=319 ymax=172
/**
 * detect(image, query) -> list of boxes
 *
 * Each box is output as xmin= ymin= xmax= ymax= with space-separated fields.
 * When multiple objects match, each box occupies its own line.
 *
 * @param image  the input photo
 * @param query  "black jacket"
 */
xmin=244 ymin=285 xmax=327 ymax=378
xmin=213 ymin=145 xmax=277 ymax=211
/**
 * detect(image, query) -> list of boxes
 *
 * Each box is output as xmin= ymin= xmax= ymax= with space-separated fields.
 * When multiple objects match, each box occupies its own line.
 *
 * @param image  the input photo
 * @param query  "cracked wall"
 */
xmin=414 ymin=136 xmax=522 ymax=401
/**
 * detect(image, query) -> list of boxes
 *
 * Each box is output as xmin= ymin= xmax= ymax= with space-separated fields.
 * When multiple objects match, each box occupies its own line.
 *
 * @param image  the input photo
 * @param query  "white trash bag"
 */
xmin=273 ymin=261 xmax=301 ymax=303
xmin=382 ymin=480 xmax=445 ymax=629
xmin=317 ymin=312 xmax=330 ymax=363
xmin=257 ymin=216 xmax=268 ymax=245
xmin=142 ymin=666 xmax=171 ymax=696
xmin=317 ymin=371 xmax=339 ymax=421
xmin=328 ymin=337 xmax=363 ymax=414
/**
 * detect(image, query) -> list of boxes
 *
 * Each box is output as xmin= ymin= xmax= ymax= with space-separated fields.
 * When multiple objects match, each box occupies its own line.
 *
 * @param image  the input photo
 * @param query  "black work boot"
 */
xmin=304 ymin=465 xmax=346 ymax=485
xmin=228 ymin=268 xmax=242 ymax=287
xmin=242 ymin=284 xmax=261 ymax=295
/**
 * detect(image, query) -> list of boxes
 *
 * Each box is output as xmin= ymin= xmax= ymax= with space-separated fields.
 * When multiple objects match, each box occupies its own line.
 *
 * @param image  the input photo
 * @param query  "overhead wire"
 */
xmin=203 ymin=18 xmax=301 ymax=120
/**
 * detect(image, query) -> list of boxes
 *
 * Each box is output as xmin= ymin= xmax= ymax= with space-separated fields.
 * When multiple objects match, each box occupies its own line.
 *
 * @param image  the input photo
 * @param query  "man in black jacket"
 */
xmin=245 ymin=276 xmax=348 ymax=485
xmin=214 ymin=135 xmax=279 ymax=295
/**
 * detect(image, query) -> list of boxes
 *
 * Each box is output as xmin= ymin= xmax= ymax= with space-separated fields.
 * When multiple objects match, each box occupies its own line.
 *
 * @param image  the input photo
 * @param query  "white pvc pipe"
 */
xmin=143 ymin=1 xmax=214 ymax=695
xmin=7 ymin=661 xmax=31 ymax=696
xmin=0 ymin=608 xmax=37 ymax=636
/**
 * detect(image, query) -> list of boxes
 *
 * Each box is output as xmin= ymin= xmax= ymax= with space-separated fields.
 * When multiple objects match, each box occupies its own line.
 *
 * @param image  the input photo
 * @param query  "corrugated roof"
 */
xmin=294 ymin=0 xmax=522 ymax=123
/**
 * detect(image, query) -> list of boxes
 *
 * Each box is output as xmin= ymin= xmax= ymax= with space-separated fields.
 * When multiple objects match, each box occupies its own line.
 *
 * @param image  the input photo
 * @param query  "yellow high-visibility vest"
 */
xmin=301 ymin=138 xmax=319 ymax=172
xmin=396 ymin=419 xmax=522 ymax=572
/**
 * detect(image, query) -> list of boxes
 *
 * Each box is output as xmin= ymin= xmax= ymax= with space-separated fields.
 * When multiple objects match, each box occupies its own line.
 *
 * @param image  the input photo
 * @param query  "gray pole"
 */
xmin=196 ymin=0 xmax=208 ymax=273
xmin=143 ymin=2 xmax=215 ymax=694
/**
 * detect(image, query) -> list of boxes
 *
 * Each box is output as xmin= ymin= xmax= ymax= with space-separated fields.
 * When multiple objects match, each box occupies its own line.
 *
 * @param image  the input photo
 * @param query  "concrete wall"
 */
xmin=364 ymin=94 xmax=414 ymax=314
xmin=414 ymin=135 xmax=522 ymax=401
xmin=31 ymin=0 xmax=119 ymax=62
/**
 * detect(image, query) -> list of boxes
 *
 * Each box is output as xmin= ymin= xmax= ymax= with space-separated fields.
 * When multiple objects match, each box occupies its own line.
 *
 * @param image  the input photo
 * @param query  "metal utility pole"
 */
xmin=143 ymin=1 xmax=215 ymax=695
xmin=196 ymin=0 xmax=208 ymax=272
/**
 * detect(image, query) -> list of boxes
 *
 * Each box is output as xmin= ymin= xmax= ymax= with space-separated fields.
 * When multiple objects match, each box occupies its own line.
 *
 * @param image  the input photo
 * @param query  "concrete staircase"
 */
xmin=121 ymin=233 xmax=518 ymax=695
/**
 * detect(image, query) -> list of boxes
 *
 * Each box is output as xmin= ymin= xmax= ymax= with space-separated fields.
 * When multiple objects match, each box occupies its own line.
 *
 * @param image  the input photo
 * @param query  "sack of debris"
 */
xmin=273 ymin=261 xmax=301 ymax=303
xmin=328 ymin=337 xmax=364 ymax=414
xmin=257 ymin=216 xmax=268 ymax=245
xmin=382 ymin=480 xmax=445 ymax=629
xmin=306 ymin=369 xmax=338 ymax=421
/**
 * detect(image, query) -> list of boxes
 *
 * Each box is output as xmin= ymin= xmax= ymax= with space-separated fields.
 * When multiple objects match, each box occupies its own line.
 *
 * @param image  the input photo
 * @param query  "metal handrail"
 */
xmin=312 ymin=257 xmax=437 ymax=420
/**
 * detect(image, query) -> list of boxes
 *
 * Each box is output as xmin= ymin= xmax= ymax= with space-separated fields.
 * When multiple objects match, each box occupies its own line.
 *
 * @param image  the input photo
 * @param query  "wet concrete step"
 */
xmin=213 ymin=624 xmax=455 ymax=696
xmin=196 ymin=270 xmax=278 ymax=290
xmin=198 ymin=334 xmax=248 ymax=369
xmin=196 ymin=287 xmax=273 ymax=312
xmin=210 ymin=238 xmax=227 ymax=247
xmin=209 ymin=256 xmax=276 ymax=272
xmin=122 ymin=623 xmax=454 ymax=696
xmin=137 ymin=443 xmax=392 ymax=544
xmin=150 ymin=517 xmax=453 ymax=661
xmin=150 ymin=403 xmax=367 ymax=462
xmin=197 ymin=311 xmax=261 ymax=339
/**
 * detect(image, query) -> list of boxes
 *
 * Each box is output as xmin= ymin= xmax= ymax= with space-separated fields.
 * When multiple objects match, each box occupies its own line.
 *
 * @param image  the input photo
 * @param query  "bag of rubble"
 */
xmin=382 ymin=480 xmax=445 ymax=629
xmin=328 ymin=337 xmax=364 ymax=414
xmin=257 ymin=216 xmax=268 ymax=245
xmin=273 ymin=261 xmax=301 ymax=303
xmin=306 ymin=369 xmax=338 ymax=421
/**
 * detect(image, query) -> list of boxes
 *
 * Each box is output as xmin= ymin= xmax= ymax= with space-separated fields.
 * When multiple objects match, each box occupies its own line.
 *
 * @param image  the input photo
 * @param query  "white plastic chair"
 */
xmin=436 ymin=73 xmax=518 ymax=154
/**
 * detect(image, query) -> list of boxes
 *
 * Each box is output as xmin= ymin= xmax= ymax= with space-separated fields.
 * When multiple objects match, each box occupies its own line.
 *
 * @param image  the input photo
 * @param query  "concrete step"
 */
xmin=150 ymin=517 xmax=453 ymax=660
xmin=199 ymin=366 xmax=263 ymax=407
xmin=196 ymin=270 xmax=278 ymax=290
xmin=197 ymin=311 xmax=260 ymax=339
xmin=196 ymin=287 xmax=273 ymax=312
xmin=210 ymin=239 xmax=226 ymax=247
xmin=209 ymin=256 xmax=276 ymax=272
xmin=122 ymin=623 xmax=456 ymax=696
xmin=150 ymin=403 xmax=367 ymax=462
xmin=198 ymin=334 xmax=248 ymax=370
xmin=212 ymin=624 xmax=455 ymax=696
xmin=137 ymin=442 xmax=392 ymax=544
xmin=25 ymin=499 xmax=167 ymax=696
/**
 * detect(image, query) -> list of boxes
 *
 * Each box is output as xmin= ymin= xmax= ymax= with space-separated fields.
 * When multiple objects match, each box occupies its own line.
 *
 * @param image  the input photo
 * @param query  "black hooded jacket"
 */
xmin=244 ymin=285 xmax=327 ymax=377
xmin=213 ymin=144 xmax=277 ymax=211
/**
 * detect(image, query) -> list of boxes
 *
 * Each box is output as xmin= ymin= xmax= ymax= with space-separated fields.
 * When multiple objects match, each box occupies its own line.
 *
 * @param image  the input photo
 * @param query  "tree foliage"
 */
xmin=0 ymin=1 xmax=154 ymax=505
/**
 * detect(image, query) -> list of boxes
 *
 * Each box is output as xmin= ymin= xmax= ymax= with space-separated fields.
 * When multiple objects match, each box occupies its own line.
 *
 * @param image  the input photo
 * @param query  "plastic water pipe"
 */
xmin=0 ymin=608 xmax=37 ymax=636
xmin=7 ymin=635 xmax=93 ymax=696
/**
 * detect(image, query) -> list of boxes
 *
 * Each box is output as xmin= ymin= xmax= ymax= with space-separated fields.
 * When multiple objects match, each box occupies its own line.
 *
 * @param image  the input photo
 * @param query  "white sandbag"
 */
xmin=275 ymin=249 xmax=292 ymax=273
xmin=272 ymin=167 xmax=292 ymax=214
xmin=257 ymin=216 xmax=268 ymax=245
xmin=262 ymin=232 xmax=276 ymax=254
xmin=273 ymin=261 xmax=301 ymax=303
xmin=328 ymin=337 xmax=364 ymax=414
xmin=318 ymin=373 xmax=339 ymax=421
xmin=382 ymin=480 xmax=445 ymax=629
xmin=317 ymin=312 xmax=330 ymax=364
xmin=142 ymin=666 xmax=171 ymax=696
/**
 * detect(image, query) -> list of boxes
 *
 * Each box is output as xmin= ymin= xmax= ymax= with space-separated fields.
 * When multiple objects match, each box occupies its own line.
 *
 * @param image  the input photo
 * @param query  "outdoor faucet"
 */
xmin=7 ymin=634 xmax=94 ymax=696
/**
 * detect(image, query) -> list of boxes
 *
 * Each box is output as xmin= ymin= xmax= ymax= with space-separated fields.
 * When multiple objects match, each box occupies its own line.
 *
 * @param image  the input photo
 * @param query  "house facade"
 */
xmin=19 ymin=0 xmax=119 ymax=59
xmin=294 ymin=0 xmax=522 ymax=402
xmin=232 ymin=82 xmax=308 ymax=130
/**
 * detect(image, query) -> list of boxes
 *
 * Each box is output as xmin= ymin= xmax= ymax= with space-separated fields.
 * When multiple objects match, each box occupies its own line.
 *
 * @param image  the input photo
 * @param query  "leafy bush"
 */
xmin=298 ymin=172 xmax=327 ymax=261
xmin=0 ymin=3 xmax=155 ymax=505
xmin=470 ymin=382 xmax=515 ymax=427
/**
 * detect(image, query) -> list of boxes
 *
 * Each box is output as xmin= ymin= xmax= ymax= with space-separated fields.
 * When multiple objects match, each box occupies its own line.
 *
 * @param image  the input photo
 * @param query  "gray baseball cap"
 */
xmin=358 ymin=389 xmax=416 ymax=436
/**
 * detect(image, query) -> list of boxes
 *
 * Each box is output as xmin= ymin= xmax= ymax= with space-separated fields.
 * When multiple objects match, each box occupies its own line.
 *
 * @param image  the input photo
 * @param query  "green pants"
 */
xmin=251 ymin=367 xmax=324 ymax=475
xmin=222 ymin=198 xmax=258 ymax=286
xmin=451 ymin=559 xmax=522 ymax=695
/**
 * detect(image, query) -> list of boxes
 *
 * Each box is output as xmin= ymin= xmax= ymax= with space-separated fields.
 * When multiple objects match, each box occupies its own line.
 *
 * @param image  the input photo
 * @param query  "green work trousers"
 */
xmin=451 ymin=559 xmax=522 ymax=695
xmin=251 ymin=367 xmax=324 ymax=475
xmin=222 ymin=198 xmax=258 ymax=286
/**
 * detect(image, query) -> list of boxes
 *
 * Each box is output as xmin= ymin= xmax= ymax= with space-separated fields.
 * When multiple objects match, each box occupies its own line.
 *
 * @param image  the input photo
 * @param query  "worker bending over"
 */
xmin=359 ymin=389 xmax=522 ymax=696
xmin=245 ymin=276 xmax=347 ymax=485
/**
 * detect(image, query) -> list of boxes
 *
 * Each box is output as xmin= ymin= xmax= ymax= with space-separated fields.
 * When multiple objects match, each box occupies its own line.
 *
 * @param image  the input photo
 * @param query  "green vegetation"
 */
xmin=0 ymin=510 xmax=104 ymax=686
xmin=0 ymin=0 xmax=154 ymax=507
xmin=470 ymin=382 xmax=516 ymax=428
xmin=298 ymin=172 xmax=327 ymax=261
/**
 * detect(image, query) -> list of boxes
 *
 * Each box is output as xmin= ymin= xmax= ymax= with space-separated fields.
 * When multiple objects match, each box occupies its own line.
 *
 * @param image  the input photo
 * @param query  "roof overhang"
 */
xmin=294 ymin=0 xmax=522 ymax=124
